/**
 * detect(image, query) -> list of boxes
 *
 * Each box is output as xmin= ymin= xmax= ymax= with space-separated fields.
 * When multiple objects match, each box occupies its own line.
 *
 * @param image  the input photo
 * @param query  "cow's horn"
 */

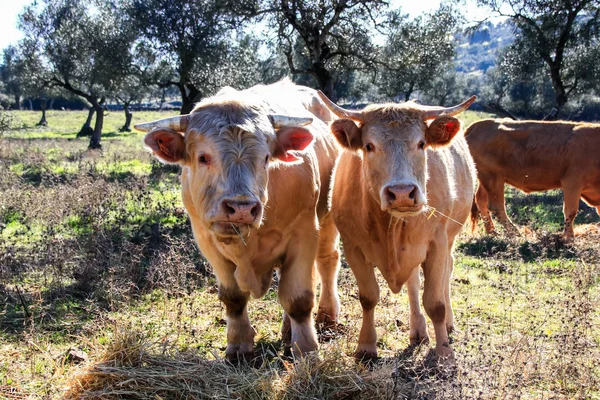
xmin=268 ymin=114 xmax=313 ymax=129
xmin=419 ymin=96 xmax=477 ymax=120
xmin=317 ymin=91 xmax=363 ymax=121
xmin=134 ymin=114 xmax=190 ymax=133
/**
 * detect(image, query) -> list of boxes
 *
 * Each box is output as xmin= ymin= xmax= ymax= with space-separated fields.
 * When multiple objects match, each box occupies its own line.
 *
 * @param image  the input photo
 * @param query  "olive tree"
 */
xmin=478 ymin=0 xmax=600 ymax=118
xmin=19 ymin=0 xmax=137 ymax=148
xmin=379 ymin=5 xmax=462 ymax=101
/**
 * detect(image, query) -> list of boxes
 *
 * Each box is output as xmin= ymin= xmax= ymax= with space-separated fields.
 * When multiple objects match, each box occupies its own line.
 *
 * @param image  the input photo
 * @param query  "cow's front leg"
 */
xmin=485 ymin=178 xmax=519 ymax=235
xmin=278 ymin=279 xmax=318 ymax=355
xmin=218 ymin=284 xmax=254 ymax=361
xmin=345 ymin=246 xmax=379 ymax=362
xmin=315 ymin=215 xmax=341 ymax=328
xmin=406 ymin=267 xmax=428 ymax=345
xmin=561 ymin=184 xmax=582 ymax=241
xmin=278 ymin=234 xmax=319 ymax=356
xmin=475 ymin=184 xmax=496 ymax=234
xmin=422 ymin=236 xmax=453 ymax=359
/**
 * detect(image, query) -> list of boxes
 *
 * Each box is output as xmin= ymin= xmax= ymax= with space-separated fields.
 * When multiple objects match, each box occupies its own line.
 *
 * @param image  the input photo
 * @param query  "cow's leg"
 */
xmin=475 ymin=184 xmax=496 ymax=234
xmin=485 ymin=178 xmax=518 ymax=235
xmin=278 ymin=230 xmax=319 ymax=356
xmin=421 ymin=236 xmax=453 ymax=358
xmin=407 ymin=267 xmax=428 ymax=345
xmin=345 ymin=246 xmax=380 ymax=361
xmin=218 ymin=283 xmax=254 ymax=362
xmin=315 ymin=215 xmax=341 ymax=328
xmin=444 ymin=251 xmax=455 ymax=335
xmin=561 ymin=185 xmax=582 ymax=240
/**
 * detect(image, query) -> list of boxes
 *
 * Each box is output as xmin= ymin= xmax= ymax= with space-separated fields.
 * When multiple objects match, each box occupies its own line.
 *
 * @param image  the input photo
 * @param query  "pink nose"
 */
xmin=221 ymin=199 xmax=261 ymax=224
xmin=383 ymin=184 xmax=418 ymax=208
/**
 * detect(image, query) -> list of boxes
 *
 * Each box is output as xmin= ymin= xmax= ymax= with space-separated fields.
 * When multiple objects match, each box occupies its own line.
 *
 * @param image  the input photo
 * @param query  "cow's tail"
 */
xmin=470 ymin=196 xmax=480 ymax=233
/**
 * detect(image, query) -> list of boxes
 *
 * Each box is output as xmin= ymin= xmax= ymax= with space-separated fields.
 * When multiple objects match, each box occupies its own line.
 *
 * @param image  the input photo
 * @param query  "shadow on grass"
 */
xmin=458 ymin=233 xmax=578 ymax=262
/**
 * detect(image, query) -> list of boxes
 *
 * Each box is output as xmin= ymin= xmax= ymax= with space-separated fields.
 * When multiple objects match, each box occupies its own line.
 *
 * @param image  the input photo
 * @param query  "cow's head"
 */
xmin=318 ymin=93 xmax=475 ymax=217
xmin=135 ymin=104 xmax=314 ymax=240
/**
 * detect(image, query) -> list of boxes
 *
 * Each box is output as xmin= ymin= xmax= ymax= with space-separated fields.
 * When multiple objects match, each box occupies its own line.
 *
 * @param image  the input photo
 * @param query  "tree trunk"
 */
xmin=36 ymin=98 xmax=48 ymax=126
xmin=119 ymin=103 xmax=132 ymax=132
xmin=179 ymin=83 xmax=201 ymax=115
xmin=14 ymin=95 xmax=21 ymax=110
xmin=89 ymin=103 xmax=103 ymax=149
xmin=27 ymin=99 xmax=33 ymax=110
xmin=547 ymin=63 xmax=568 ymax=120
xmin=77 ymin=108 xmax=95 ymax=137
xmin=313 ymin=66 xmax=336 ymax=101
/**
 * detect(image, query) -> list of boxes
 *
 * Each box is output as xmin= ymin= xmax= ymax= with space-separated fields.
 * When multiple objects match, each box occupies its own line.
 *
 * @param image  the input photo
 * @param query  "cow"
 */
xmin=317 ymin=92 xmax=477 ymax=361
xmin=134 ymin=80 xmax=341 ymax=361
xmin=465 ymin=119 xmax=600 ymax=239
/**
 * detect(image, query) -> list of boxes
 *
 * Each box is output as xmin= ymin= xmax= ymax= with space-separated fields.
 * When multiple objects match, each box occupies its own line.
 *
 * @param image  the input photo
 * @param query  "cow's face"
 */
xmin=137 ymin=111 xmax=314 ymax=240
xmin=330 ymin=114 xmax=462 ymax=217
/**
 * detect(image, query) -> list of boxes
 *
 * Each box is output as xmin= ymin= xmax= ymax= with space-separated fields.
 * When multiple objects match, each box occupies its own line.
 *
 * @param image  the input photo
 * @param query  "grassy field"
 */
xmin=1 ymin=109 xmax=599 ymax=399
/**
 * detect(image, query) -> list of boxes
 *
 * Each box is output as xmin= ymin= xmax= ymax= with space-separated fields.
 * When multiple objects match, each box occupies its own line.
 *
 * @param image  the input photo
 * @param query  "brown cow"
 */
xmin=465 ymin=119 xmax=600 ymax=239
xmin=318 ymin=93 xmax=477 ymax=361
xmin=135 ymin=81 xmax=341 ymax=360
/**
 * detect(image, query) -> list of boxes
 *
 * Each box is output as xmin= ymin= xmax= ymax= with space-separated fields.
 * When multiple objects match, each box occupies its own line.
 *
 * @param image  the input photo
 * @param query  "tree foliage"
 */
xmin=127 ymin=0 xmax=257 ymax=114
xmin=379 ymin=5 xmax=461 ymax=101
xmin=261 ymin=0 xmax=387 ymax=100
xmin=19 ymin=0 xmax=138 ymax=148
xmin=478 ymin=0 xmax=600 ymax=118
xmin=0 ymin=45 xmax=27 ymax=109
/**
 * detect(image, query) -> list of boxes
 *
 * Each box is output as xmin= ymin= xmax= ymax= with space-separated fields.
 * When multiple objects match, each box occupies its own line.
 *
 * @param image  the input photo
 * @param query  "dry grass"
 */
xmin=1 ymin=110 xmax=599 ymax=399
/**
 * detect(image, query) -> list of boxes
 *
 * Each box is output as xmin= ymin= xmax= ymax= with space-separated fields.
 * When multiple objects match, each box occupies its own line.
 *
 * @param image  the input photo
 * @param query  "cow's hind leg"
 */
xmin=345 ymin=246 xmax=380 ymax=362
xmin=422 ymin=233 xmax=453 ymax=359
xmin=315 ymin=215 xmax=341 ymax=328
xmin=218 ymin=284 xmax=255 ymax=362
xmin=407 ymin=267 xmax=428 ymax=345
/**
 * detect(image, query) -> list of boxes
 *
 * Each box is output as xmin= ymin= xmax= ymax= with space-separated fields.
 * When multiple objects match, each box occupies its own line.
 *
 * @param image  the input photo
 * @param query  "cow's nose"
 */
xmin=384 ymin=184 xmax=418 ymax=208
xmin=221 ymin=199 xmax=261 ymax=224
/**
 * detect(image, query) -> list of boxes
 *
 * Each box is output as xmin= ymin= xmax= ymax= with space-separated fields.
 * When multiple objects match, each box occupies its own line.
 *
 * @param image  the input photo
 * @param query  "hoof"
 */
xmin=409 ymin=331 xmax=430 ymax=346
xmin=317 ymin=322 xmax=348 ymax=343
xmin=354 ymin=349 xmax=378 ymax=366
xmin=316 ymin=308 xmax=338 ymax=327
xmin=225 ymin=344 xmax=254 ymax=364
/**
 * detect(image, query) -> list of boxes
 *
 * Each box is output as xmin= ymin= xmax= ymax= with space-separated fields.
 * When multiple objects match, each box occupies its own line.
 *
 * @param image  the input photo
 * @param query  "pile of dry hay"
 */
xmin=63 ymin=330 xmax=439 ymax=399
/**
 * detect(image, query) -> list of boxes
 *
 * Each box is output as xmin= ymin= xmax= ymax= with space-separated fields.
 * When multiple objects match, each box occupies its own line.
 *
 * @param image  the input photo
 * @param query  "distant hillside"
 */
xmin=455 ymin=21 xmax=514 ymax=73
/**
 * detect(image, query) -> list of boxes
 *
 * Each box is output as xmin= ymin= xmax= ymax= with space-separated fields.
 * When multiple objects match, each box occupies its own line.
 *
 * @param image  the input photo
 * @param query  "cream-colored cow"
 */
xmin=319 ymin=93 xmax=477 ymax=361
xmin=135 ymin=81 xmax=341 ymax=361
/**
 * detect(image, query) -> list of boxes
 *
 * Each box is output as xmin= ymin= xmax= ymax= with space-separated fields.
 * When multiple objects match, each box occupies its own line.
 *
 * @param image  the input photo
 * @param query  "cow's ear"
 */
xmin=272 ymin=126 xmax=315 ymax=162
xmin=426 ymin=116 xmax=462 ymax=147
xmin=144 ymin=129 xmax=186 ymax=164
xmin=330 ymin=119 xmax=362 ymax=149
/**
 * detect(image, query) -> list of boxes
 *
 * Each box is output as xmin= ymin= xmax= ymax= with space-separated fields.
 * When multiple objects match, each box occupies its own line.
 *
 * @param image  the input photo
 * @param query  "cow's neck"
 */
xmin=364 ymin=190 xmax=415 ymax=292
xmin=212 ymin=228 xmax=282 ymax=299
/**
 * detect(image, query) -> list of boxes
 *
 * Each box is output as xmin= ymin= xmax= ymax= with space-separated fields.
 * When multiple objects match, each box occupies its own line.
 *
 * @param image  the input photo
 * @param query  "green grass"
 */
xmin=1 ymin=110 xmax=599 ymax=399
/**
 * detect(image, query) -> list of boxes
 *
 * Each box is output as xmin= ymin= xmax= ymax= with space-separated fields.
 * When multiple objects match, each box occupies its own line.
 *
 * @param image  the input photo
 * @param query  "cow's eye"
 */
xmin=364 ymin=143 xmax=375 ymax=152
xmin=418 ymin=141 xmax=426 ymax=150
xmin=199 ymin=154 xmax=211 ymax=165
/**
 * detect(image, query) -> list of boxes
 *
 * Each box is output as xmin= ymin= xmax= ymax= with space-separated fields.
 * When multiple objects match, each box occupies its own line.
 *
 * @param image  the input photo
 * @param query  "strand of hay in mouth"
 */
xmin=63 ymin=331 xmax=408 ymax=400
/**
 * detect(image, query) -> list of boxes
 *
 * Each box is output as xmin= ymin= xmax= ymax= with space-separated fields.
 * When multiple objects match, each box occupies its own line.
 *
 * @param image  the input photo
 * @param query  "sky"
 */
xmin=0 ymin=0 xmax=498 ymax=53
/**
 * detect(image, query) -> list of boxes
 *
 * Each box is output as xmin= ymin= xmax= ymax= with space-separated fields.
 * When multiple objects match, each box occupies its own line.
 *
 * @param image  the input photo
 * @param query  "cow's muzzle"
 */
xmin=381 ymin=183 xmax=425 ymax=215
xmin=210 ymin=197 xmax=262 ymax=238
